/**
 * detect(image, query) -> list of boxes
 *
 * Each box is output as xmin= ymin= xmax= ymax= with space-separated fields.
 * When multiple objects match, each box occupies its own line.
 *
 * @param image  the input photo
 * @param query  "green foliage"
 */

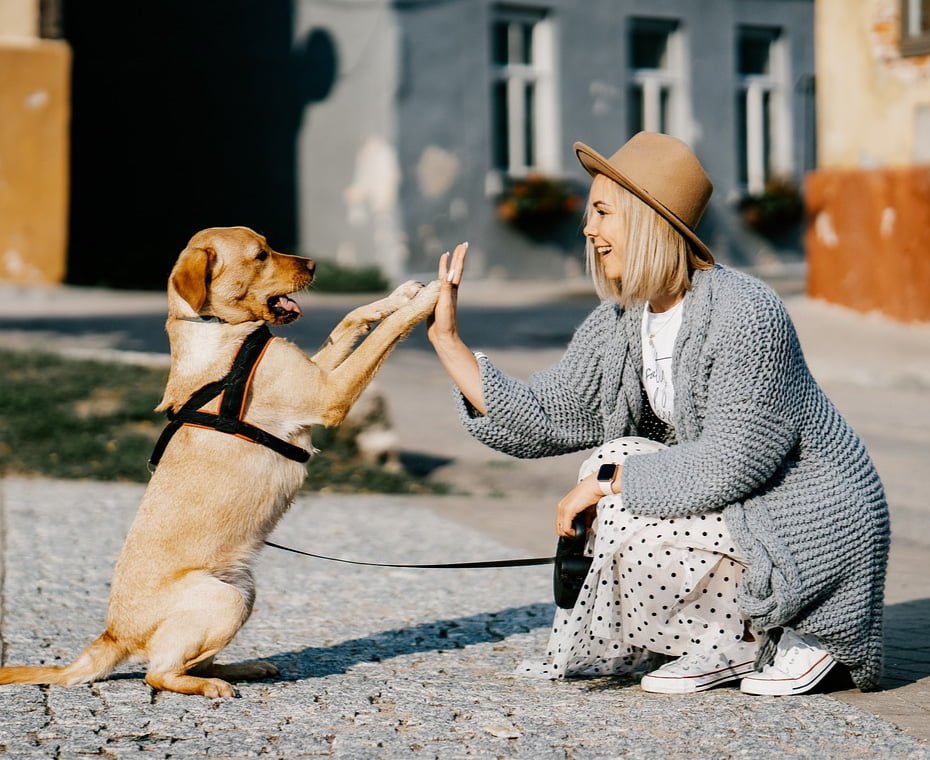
xmin=0 ymin=349 xmax=444 ymax=493
xmin=311 ymin=259 xmax=389 ymax=293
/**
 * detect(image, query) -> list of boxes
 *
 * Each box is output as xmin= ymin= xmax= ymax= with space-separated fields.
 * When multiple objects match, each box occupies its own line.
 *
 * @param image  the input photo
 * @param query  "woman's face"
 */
xmin=584 ymin=175 xmax=626 ymax=281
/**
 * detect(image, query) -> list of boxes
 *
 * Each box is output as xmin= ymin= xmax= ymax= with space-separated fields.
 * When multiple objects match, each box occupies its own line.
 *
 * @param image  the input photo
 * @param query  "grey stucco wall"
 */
xmin=294 ymin=0 xmax=407 ymax=277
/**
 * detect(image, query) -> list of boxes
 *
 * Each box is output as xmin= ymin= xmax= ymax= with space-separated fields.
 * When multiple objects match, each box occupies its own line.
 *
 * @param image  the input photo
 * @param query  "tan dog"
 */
xmin=0 ymin=226 xmax=440 ymax=698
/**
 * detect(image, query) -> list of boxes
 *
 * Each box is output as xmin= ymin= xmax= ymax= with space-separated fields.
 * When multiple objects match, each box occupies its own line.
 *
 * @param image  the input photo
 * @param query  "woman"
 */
xmin=427 ymin=132 xmax=889 ymax=695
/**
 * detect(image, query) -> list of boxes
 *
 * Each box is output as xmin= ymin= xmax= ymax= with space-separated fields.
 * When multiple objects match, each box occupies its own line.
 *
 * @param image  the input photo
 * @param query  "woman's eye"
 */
xmin=256 ymin=251 xmax=269 ymax=261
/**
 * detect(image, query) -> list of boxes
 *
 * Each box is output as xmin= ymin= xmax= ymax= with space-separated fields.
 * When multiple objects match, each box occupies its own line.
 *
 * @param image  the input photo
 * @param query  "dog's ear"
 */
xmin=170 ymin=246 xmax=215 ymax=312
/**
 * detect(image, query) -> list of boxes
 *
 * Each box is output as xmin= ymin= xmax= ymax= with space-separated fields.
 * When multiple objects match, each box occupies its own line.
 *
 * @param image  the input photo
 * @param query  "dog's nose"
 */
xmin=305 ymin=258 xmax=316 ymax=276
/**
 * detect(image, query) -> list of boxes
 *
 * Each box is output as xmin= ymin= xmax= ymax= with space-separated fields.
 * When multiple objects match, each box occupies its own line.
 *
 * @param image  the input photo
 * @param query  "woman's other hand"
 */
xmin=556 ymin=472 xmax=619 ymax=536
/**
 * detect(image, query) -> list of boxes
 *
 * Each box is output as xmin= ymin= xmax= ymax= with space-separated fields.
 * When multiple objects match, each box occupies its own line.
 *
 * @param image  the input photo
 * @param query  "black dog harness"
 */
xmin=148 ymin=324 xmax=311 ymax=470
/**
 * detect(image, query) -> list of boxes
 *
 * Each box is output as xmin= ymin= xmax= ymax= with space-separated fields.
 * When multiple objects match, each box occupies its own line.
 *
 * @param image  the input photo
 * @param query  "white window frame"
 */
xmin=737 ymin=27 xmax=792 ymax=195
xmin=490 ymin=8 xmax=560 ymax=178
xmin=902 ymin=0 xmax=930 ymax=56
xmin=628 ymin=18 xmax=688 ymax=141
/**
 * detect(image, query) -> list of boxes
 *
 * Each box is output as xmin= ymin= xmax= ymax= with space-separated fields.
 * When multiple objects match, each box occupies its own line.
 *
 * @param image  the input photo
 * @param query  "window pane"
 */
xmin=524 ymin=82 xmax=535 ymax=168
xmin=736 ymin=89 xmax=748 ymax=187
xmin=659 ymin=86 xmax=669 ymax=133
xmin=521 ymin=22 xmax=534 ymax=64
xmin=492 ymin=21 xmax=509 ymax=66
xmin=630 ymin=22 xmax=669 ymax=69
xmin=762 ymin=90 xmax=772 ymax=181
xmin=738 ymin=27 xmax=777 ymax=75
xmin=629 ymin=83 xmax=644 ymax=136
xmin=492 ymin=80 xmax=509 ymax=170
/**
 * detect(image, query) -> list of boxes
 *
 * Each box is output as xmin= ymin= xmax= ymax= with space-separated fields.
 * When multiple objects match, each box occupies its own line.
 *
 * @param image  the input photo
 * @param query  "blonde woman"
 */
xmin=427 ymin=132 xmax=889 ymax=695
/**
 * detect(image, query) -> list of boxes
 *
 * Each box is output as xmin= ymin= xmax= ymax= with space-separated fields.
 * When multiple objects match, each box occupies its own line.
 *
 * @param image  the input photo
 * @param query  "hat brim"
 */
xmin=574 ymin=142 xmax=715 ymax=265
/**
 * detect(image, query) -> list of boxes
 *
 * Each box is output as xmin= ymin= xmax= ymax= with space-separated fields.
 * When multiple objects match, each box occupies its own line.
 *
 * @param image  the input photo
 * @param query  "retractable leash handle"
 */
xmin=552 ymin=517 xmax=593 ymax=609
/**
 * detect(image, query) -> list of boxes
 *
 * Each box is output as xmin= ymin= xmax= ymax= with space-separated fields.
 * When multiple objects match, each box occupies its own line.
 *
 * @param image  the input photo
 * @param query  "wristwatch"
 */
xmin=596 ymin=463 xmax=619 ymax=496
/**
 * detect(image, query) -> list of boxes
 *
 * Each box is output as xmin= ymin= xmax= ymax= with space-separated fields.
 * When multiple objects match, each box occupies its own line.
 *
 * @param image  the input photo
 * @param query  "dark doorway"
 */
xmin=62 ymin=0 xmax=306 ymax=288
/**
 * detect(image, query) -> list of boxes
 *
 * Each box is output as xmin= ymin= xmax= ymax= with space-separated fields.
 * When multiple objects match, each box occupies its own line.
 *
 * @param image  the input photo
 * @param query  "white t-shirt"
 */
xmin=641 ymin=299 xmax=684 ymax=425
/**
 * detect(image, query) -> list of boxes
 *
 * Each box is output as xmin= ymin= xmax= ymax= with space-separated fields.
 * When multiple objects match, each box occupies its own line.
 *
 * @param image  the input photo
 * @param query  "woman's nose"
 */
xmin=583 ymin=217 xmax=597 ymax=239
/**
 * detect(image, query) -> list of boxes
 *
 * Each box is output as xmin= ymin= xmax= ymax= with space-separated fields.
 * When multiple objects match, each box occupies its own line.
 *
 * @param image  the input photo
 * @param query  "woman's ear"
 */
xmin=170 ymin=246 xmax=215 ymax=312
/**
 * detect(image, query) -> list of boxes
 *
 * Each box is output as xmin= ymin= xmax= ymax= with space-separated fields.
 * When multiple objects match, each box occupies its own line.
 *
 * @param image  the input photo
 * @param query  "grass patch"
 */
xmin=0 ymin=349 xmax=445 ymax=493
xmin=310 ymin=260 xmax=389 ymax=293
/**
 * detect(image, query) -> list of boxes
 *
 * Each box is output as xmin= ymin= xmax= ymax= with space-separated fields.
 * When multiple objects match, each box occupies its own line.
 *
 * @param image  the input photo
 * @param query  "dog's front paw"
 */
xmin=391 ymin=280 xmax=426 ymax=303
xmin=409 ymin=279 xmax=442 ymax=314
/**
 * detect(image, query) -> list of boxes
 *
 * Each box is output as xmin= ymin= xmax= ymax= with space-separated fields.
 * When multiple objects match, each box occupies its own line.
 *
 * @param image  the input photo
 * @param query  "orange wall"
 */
xmin=806 ymin=167 xmax=930 ymax=323
xmin=0 ymin=39 xmax=71 ymax=283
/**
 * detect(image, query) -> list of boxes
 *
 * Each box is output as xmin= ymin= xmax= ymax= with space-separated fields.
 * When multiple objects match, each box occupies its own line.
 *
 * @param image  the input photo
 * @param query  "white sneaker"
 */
xmin=640 ymin=640 xmax=758 ymax=694
xmin=740 ymin=628 xmax=836 ymax=696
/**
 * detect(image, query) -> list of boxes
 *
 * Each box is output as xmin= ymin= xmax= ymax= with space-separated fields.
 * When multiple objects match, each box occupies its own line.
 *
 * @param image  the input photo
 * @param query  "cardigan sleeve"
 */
xmin=453 ymin=302 xmax=616 ymax=458
xmin=621 ymin=288 xmax=801 ymax=517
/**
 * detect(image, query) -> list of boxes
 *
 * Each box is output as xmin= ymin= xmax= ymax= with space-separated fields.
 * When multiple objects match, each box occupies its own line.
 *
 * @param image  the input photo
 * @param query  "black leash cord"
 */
xmin=264 ymin=540 xmax=554 ymax=569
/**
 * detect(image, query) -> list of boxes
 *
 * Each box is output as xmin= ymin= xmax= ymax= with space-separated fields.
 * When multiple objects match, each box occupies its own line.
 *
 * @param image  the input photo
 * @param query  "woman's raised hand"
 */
xmin=426 ymin=242 xmax=487 ymax=415
xmin=427 ymin=242 xmax=468 ymax=346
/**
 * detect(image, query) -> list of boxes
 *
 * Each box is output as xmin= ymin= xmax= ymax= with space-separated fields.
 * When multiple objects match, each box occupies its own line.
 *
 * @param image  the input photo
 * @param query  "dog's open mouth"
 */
xmin=267 ymin=294 xmax=303 ymax=323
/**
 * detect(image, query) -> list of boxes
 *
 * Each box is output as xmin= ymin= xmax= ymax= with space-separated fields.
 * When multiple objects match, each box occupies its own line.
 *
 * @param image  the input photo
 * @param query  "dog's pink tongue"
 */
xmin=277 ymin=296 xmax=302 ymax=316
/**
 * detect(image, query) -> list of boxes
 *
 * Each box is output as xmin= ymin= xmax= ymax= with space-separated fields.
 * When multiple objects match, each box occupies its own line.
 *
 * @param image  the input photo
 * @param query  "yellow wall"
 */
xmin=0 ymin=0 xmax=71 ymax=284
xmin=0 ymin=0 xmax=38 ymax=38
xmin=817 ymin=0 xmax=930 ymax=168
xmin=0 ymin=39 xmax=70 ymax=283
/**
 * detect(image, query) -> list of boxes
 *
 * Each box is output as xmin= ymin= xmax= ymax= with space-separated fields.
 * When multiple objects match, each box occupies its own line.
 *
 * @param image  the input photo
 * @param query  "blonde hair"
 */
xmin=585 ymin=175 xmax=713 ymax=308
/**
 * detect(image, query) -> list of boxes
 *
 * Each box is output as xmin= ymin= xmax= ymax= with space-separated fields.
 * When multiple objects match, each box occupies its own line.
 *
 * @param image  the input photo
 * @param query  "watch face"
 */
xmin=597 ymin=463 xmax=617 ymax=482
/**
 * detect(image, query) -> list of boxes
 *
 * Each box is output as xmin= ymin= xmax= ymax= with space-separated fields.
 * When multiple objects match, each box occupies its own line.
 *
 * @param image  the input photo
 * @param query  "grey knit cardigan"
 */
xmin=457 ymin=265 xmax=889 ymax=690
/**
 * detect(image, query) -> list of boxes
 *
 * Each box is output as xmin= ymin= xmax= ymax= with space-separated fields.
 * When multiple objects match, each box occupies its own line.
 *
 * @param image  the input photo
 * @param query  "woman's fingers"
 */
xmin=556 ymin=499 xmax=579 ymax=537
xmin=438 ymin=251 xmax=450 ymax=282
xmin=447 ymin=242 xmax=468 ymax=286
xmin=556 ymin=478 xmax=601 ymax=536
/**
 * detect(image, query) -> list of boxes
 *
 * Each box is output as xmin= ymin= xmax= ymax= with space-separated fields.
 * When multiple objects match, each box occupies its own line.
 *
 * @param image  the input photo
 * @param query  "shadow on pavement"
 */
xmin=881 ymin=598 xmax=930 ymax=689
xmin=265 ymin=603 xmax=554 ymax=681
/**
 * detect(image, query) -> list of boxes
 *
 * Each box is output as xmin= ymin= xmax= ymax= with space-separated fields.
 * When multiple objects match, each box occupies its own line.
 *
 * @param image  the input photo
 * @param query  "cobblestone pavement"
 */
xmin=2 ymin=478 xmax=929 ymax=759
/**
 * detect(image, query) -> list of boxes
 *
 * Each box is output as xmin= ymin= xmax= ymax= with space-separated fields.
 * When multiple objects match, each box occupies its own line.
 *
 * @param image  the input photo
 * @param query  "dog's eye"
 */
xmin=256 ymin=251 xmax=269 ymax=262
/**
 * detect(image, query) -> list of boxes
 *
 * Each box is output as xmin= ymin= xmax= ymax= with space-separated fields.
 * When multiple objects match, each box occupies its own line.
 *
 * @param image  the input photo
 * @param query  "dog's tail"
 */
xmin=0 ymin=631 xmax=127 ymax=686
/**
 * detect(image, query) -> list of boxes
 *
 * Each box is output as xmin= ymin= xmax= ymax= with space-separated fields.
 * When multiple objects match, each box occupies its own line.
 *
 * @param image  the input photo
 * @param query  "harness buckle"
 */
xmin=212 ymin=417 xmax=240 ymax=434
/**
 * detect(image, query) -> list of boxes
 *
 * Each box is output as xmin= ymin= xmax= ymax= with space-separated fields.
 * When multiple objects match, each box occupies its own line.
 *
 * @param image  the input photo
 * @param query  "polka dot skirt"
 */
xmin=519 ymin=437 xmax=749 ymax=679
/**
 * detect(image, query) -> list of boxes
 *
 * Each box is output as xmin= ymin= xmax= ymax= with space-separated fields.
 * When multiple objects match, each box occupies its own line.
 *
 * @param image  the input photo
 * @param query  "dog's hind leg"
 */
xmin=144 ymin=574 xmax=250 ymax=698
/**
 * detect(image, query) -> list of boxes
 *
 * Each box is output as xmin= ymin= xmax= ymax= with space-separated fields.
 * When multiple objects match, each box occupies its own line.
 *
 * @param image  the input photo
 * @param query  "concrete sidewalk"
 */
xmin=1 ymin=273 xmax=930 ymax=755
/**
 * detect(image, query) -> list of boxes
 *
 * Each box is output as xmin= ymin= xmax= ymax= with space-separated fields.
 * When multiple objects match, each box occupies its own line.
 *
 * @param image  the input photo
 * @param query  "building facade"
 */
xmin=4 ymin=0 xmax=814 ymax=287
xmin=295 ymin=0 xmax=815 ymax=282
xmin=806 ymin=0 xmax=930 ymax=322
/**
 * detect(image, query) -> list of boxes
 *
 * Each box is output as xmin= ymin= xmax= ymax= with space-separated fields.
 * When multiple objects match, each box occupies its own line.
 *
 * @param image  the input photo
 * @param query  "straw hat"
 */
xmin=574 ymin=132 xmax=715 ymax=264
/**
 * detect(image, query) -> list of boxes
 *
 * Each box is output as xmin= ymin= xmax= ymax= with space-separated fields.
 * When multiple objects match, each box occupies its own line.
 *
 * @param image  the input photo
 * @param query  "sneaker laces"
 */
xmin=761 ymin=629 xmax=823 ymax=675
xmin=660 ymin=640 xmax=756 ymax=673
